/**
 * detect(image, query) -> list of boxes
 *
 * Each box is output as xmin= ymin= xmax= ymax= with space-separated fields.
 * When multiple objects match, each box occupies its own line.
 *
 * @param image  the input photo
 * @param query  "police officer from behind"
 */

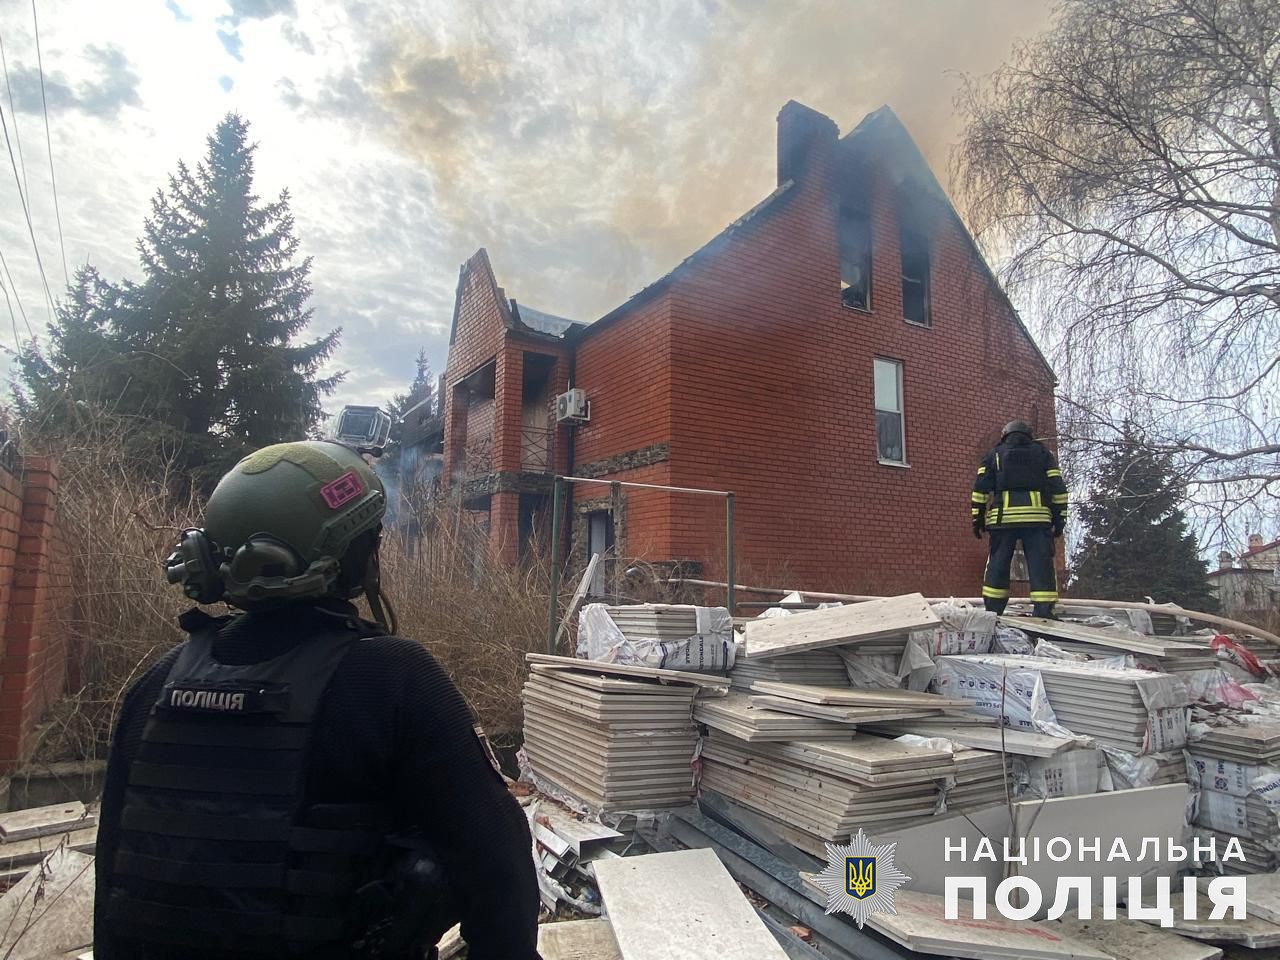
xmin=95 ymin=441 xmax=541 ymax=959
xmin=970 ymin=420 xmax=1069 ymax=618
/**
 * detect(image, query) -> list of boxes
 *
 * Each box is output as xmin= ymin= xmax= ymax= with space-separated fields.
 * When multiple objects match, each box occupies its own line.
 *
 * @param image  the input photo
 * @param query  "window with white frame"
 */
xmin=873 ymin=358 xmax=906 ymax=464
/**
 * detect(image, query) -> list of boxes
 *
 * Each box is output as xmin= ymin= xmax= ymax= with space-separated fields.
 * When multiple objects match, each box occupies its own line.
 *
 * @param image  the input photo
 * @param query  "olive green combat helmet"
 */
xmin=165 ymin=441 xmax=388 ymax=618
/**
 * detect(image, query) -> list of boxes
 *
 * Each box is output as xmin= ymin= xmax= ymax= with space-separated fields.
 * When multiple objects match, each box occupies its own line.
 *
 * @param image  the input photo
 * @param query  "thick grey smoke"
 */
xmin=301 ymin=0 xmax=1052 ymax=321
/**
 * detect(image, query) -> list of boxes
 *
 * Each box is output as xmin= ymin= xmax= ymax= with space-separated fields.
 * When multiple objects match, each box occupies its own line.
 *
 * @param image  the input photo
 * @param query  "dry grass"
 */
xmin=32 ymin=419 xmax=199 ymax=762
xmin=26 ymin=425 xmax=570 ymax=760
xmin=376 ymin=512 xmax=553 ymax=740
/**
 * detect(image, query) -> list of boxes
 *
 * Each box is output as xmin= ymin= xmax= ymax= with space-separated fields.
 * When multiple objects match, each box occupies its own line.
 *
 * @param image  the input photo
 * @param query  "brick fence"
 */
xmin=0 ymin=456 xmax=73 ymax=770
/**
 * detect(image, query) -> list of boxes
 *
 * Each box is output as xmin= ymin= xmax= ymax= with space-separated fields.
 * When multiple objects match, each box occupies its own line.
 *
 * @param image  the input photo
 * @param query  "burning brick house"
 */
xmin=438 ymin=101 xmax=1057 ymax=596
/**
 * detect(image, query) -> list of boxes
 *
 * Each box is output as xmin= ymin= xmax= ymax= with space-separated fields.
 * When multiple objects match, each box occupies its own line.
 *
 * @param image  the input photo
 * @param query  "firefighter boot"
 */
xmin=1032 ymin=602 xmax=1056 ymax=619
xmin=984 ymin=597 xmax=1009 ymax=615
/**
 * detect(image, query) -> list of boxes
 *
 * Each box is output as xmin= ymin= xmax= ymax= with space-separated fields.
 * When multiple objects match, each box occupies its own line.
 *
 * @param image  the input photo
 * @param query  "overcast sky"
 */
xmin=0 ymin=0 xmax=1052 ymax=411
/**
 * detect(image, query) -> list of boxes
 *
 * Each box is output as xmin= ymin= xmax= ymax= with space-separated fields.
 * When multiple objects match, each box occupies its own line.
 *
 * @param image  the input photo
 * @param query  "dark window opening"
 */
xmin=838 ymin=206 xmax=872 ymax=311
xmin=900 ymin=226 xmax=930 ymax=326
xmin=586 ymin=510 xmax=615 ymax=595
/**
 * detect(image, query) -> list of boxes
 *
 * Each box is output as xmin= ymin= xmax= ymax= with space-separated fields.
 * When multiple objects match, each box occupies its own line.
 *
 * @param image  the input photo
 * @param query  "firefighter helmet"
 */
xmin=1001 ymin=419 xmax=1034 ymax=440
xmin=165 ymin=441 xmax=386 ymax=609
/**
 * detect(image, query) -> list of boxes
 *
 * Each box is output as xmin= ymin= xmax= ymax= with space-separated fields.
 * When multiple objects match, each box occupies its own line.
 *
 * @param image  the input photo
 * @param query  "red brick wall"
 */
xmin=0 ymin=457 xmax=74 ymax=769
xmin=443 ymin=251 xmax=510 ymax=485
xmin=442 ymin=108 xmax=1058 ymax=598
xmin=571 ymin=296 xmax=675 ymax=557
xmin=570 ymin=109 xmax=1056 ymax=596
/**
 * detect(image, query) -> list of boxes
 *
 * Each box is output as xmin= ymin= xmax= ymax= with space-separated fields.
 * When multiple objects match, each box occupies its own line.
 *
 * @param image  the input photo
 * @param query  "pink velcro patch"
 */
xmin=320 ymin=470 xmax=365 ymax=509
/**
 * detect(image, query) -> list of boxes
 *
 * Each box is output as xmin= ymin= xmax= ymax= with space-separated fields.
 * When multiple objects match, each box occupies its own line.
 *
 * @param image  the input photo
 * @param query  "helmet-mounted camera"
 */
xmin=330 ymin=405 xmax=392 ymax=459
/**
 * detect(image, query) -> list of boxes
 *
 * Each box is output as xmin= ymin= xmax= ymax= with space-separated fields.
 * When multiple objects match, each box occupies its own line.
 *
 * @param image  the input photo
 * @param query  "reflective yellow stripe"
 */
xmin=976 ymin=466 xmax=987 ymax=475
xmin=971 ymin=493 xmax=987 ymax=504
xmin=982 ymin=586 xmax=1011 ymax=599
xmin=1029 ymin=591 xmax=1059 ymax=602
xmin=1046 ymin=469 xmax=1061 ymax=477
xmin=995 ymin=507 xmax=1053 ymax=519
xmin=1030 ymin=491 xmax=1042 ymax=508
xmin=970 ymin=508 xmax=981 ymax=517
xmin=1051 ymin=494 xmax=1069 ymax=504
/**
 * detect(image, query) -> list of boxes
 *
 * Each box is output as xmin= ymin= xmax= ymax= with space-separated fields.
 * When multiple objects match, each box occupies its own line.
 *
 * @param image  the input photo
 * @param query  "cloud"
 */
xmin=218 ymin=75 xmax=234 ymax=92
xmin=165 ymin=0 xmax=192 ymax=23
xmin=217 ymin=29 xmax=244 ymax=61
xmin=6 ymin=44 xmax=141 ymax=120
xmin=281 ymin=21 xmax=315 ymax=55
xmin=222 ymin=0 xmax=296 ymax=25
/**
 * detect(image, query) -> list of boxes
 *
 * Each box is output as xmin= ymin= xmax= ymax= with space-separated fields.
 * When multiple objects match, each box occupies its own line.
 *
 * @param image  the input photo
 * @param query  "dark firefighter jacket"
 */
xmin=94 ymin=599 xmax=541 ymax=960
xmin=971 ymin=436 xmax=1069 ymax=529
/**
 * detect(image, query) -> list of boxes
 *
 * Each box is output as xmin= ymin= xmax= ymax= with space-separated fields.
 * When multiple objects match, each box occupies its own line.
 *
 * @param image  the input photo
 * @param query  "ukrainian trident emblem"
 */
xmin=847 ymin=856 xmax=876 ymax=899
xmin=813 ymin=829 xmax=909 ymax=928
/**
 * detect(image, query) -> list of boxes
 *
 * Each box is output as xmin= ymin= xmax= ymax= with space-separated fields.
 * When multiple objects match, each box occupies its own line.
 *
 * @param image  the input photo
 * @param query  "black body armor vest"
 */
xmin=994 ymin=441 xmax=1047 ymax=493
xmin=106 ymin=609 xmax=397 ymax=957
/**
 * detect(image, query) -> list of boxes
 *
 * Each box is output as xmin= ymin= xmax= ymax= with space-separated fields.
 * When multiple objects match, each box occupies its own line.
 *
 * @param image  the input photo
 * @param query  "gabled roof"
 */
xmin=447 ymin=248 xmax=512 ymax=346
xmin=582 ymin=179 xmax=797 ymax=336
xmin=839 ymin=106 xmax=1056 ymax=382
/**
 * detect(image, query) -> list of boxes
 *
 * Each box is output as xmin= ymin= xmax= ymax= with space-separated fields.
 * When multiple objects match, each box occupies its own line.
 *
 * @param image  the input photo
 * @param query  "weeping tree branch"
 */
xmin=954 ymin=0 xmax=1280 ymax=552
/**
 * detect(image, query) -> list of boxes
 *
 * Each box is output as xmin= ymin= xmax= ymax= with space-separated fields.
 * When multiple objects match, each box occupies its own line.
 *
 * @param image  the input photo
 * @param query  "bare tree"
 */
xmin=953 ymin=0 xmax=1279 ymax=552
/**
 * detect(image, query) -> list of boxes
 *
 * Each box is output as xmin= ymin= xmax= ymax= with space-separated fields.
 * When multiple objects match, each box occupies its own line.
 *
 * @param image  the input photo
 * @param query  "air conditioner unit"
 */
xmin=555 ymin=388 xmax=589 ymax=423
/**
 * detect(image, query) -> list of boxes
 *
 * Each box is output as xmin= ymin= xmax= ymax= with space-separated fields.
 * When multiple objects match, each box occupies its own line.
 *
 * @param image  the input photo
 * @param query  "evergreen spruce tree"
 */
xmin=380 ymin=349 xmax=434 ymax=467
xmin=20 ymin=114 xmax=341 ymax=485
xmin=1071 ymin=432 xmax=1217 ymax=609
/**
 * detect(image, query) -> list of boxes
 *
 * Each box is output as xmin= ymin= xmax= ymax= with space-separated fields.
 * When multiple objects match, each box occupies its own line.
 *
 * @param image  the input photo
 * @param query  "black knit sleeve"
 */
xmin=384 ymin=640 xmax=541 ymax=960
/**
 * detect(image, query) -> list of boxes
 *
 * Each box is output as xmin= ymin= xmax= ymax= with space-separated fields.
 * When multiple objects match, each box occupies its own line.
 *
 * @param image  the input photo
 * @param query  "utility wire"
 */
xmin=0 ymin=100 xmax=56 ymax=318
xmin=0 ymin=265 xmax=20 ymax=352
xmin=0 ymin=245 xmax=33 ymax=342
xmin=30 ymin=0 xmax=67 ymax=288
xmin=0 ymin=34 xmax=28 ymax=204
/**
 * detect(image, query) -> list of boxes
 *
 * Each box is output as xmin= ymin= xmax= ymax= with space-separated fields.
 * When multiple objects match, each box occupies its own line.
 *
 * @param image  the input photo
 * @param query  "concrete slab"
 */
xmin=526 ymin=654 xmax=729 ymax=690
xmin=750 ymin=681 xmax=971 ymax=708
xmin=593 ymin=849 xmax=789 ymax=960
xmin=538 ymin=918 xmax=623 ymax=960
xmin=744 ymin=594 xmax=939 ymax=660
xmin=1012 ymin=785 xmax=1189 ymax=916
xmin=0 ymin=848 xmax=94 ymax=960
xmin=867 ymin=890 xmax=1110 ymax=960
xmin=0 ymin=803 xmax=91 ymax=842
xmin=1052 ymin=915 xmax=1222 ymax=960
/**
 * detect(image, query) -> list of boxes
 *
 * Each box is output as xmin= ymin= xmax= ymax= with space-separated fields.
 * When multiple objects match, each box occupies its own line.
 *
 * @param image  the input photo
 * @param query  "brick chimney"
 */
xmin=1218 ymin=550 xmax=1234 ymax=571
xmin=777 ymin=100 xmax=838 ymax=186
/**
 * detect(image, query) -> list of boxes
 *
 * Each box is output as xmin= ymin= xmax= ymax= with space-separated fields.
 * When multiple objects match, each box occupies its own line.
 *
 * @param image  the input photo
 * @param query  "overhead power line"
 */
xmin=31 ymin=0 xmax=67 ymax=288
xmin=0 ymin=34 xmax=28 ymax=204
xmin=0 ymin=264 xmax=20 ymax=351
xmin=0 ymin=245 xmax=34 ymax=343
xmin=0 ymin=100 xmax=55 ymax=317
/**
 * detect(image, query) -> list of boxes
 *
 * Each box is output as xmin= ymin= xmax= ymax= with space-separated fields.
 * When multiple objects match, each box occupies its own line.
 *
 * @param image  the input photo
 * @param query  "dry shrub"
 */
xmin=27 ymin=417 xmax=576 ymax=758
xmin=376 ymin=509 xmax=553 ymax=740
xmin=32 ymin=418 xmax=200 ymax=762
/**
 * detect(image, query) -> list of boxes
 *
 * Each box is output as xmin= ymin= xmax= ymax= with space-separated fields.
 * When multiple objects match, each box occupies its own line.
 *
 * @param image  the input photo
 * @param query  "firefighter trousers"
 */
xmin=983 ymin=525 xmax=1058 ymax=616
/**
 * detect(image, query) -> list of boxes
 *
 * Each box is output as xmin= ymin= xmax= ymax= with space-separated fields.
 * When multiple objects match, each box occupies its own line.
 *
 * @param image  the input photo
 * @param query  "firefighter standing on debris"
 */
xmin=94 ymin=440 xmax=541 ymax=960
xmin=970 ymin=420 xmax=1069 ymax=618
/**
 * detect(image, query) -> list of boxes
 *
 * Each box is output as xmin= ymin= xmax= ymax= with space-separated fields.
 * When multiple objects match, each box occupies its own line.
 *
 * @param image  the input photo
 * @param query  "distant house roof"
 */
xmin=511 ymin=302 xmax=580 ymax=338
xmin=1241 ymin=538 xmax=1280 ymax=560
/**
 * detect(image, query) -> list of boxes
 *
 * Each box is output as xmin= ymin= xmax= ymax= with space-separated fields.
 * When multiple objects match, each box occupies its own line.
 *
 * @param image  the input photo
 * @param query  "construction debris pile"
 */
xmin=521 ymin=591 xmax=1280 ymax=959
